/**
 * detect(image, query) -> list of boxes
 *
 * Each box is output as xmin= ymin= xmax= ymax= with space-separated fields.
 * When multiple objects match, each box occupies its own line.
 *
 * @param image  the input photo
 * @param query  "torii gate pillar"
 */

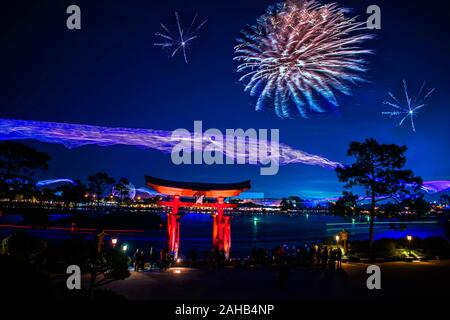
xmin=212 ymin=197 xmax=231 ymax=259
xmin=167 ymin=195 xmax=181 ymax=260
xmin=146 ymin=175 xmax=250 ymax=261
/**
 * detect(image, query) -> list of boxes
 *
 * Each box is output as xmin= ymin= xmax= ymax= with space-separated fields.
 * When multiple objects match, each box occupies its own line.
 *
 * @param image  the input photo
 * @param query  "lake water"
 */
xmin=0 ymin=213 xmax=447 ymax=258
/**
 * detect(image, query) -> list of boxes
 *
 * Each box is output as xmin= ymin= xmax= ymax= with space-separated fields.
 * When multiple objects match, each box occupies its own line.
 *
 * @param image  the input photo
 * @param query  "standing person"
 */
xmin=336 ymin=247 xmax=343 ymax=269
xmin=160 ymin=248 xmax=168 ymax=271
xmin=149 ymin=247 xmax=157 ymax=271
xmin=219 ymin=249 xmax=226 ymax=267
xmin=321 ymin=246 xmax=328 ymax=268
xmin=139 ymin=250 xmax=145 ymax=271
xmin=278 ymin=262 xmax=289 ymax=290
xmin=133 ymin=249 xmax=140 ymax=272
xmin=96 ymin=229 xmax=107 ymax=254
xmin=189 ymin=248 xmax=197 ymax=267
xmin=309 ymin=244 xmax=315 ymax=265
xmin=329 ymin=248 xmax=336 ymax=270
xmin=315 ymin=245 xmax=321 ymax=266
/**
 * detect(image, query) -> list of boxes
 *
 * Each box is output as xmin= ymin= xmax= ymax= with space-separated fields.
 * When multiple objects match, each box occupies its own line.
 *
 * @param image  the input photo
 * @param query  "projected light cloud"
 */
xmin=421 ymin=181 xmax=450 ymax=193
xmin=4 ymin=119 xmax=449 ymax=196
xmin=0 ymin=118 xmax=340 ymax=169
xmin=36 ymin=179 xmax=75 ymax=188
xmin=322 ymin=181 xmax=450 ymax=201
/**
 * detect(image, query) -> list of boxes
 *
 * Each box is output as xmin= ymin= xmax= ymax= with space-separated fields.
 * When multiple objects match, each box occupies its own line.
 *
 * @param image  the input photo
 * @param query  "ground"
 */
xmin=99 ymin=260 xmax=450 ymax=300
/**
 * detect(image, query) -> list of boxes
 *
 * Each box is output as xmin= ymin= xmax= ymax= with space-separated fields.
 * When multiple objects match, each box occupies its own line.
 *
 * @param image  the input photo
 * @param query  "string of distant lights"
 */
xmin=36 ymin=178 xmax=450 ymax=201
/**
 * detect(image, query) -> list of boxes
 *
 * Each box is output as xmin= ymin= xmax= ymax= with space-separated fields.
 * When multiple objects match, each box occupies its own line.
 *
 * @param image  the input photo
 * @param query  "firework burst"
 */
xmin=154 ymin=12 xmax=207 ymax=63
xmin=382 ymin=80 xmax=435 ymax=132
xmin=234 ymin=0 xmax=373 ymax=119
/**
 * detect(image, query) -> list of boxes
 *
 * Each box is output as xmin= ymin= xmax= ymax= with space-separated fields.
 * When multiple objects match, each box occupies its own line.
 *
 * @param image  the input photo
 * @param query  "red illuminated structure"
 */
xmin=146 ymin=175 xmax=250 ymax=259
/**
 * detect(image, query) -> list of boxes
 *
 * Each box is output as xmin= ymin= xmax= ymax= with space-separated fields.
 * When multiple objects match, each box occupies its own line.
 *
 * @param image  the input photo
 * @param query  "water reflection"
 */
xmin=0 ymin=212 xmax=446 ymax=258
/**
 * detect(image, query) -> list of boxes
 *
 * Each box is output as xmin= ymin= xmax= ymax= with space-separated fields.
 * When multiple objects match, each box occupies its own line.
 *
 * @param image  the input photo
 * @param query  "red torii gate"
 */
xmin=146 ymin=175 xmax=250 ymax=259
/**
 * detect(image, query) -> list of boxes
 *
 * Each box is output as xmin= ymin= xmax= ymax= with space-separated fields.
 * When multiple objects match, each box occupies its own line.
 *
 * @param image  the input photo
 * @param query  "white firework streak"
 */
xmin=234 ymin=0 xmax=373 ymax=119
xmin=0 ymin=118 xmax=341 ymax=170
xmin=382 ymin=80 xmax=435 ymax=132
xmin=154 ymin=12 xmax=207 ymax=63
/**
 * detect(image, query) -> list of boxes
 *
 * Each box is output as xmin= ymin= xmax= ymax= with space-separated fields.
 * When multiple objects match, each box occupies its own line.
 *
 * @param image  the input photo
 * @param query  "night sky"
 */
xmin=1 ymin=0 xmax=449 ymax=198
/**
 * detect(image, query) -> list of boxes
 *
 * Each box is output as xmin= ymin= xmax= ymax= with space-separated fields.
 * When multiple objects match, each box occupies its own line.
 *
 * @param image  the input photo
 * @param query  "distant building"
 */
xmin=232 ymin=192 xmax=265 ymax=200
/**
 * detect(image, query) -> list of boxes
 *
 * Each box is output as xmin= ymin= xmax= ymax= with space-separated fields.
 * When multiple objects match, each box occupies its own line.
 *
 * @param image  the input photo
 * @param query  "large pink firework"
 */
xmin=234 ymin=0 xmax=373 ymax=118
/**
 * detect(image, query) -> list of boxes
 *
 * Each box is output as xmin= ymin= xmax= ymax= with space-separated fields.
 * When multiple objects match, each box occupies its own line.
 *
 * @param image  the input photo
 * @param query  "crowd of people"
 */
xmin=249 ymin=244 xmax=344 ymax=269
xmin=129 ymin=243 xmax=344 ymax=272
xmin=132 ymin=247 xmax=161 ymax=271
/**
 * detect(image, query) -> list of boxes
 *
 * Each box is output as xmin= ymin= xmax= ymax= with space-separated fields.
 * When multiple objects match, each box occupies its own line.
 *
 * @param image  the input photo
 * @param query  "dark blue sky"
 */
xmin=1 ymin=0 xmax=449 ymax=198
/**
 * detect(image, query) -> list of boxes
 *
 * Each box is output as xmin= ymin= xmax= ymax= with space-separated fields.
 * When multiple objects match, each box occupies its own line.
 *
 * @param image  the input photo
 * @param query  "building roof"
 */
xmin=145 ymin=175 xmax=250 ymax=198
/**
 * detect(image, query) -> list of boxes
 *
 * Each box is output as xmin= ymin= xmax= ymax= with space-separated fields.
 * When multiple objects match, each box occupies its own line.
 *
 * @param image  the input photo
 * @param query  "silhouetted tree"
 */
xmin=287 ymin=196 xmax=306 ymax=210
xmin=58 ymin=180 xmax=88 ymax=205
xmin=39 ymin=188 xmax=57 ymax=202
xmin=87 ymin=172 xmax=115 ymax=205
xmin=401 ymin=194 xmax=431 ymax=216
xmin=113 ymin=178 xmax=131 ymax=205
xmin=440 ymin=194 xmax=450 ymax=206
xmin=382 ymin=202 xmax=402 ymax=217
xmin=87 ymin=249 xmax=130 ymax=300
xmin=280 ymin=198 xmax=293 ymax=211
xmin=336 ymin=138 xmax=422 ymax=256
xmin=331 ymin=191 xmax=359 ymax=217
xmin=0 ymin=232 xmax=47 ymax=268
xmin=0 ymin=142 xmax=50 ymax=201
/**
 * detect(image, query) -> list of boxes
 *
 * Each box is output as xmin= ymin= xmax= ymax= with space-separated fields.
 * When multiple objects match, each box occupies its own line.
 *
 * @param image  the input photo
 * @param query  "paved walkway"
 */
xmin=103 ymin=260 xmax=450 ymax=300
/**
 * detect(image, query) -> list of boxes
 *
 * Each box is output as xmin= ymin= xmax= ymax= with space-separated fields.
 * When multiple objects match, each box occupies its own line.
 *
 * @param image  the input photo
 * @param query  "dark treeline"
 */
xmin=0 ymin=141 xmax=159 ymax=207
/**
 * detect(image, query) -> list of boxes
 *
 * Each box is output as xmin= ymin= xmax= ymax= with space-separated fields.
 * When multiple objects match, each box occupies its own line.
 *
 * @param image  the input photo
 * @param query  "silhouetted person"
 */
xmin=189 ymin=248 xmax=197 ymax=266
xmin=160 ymin=248 xmax=168 ymax=271
xmin=96 ymin=229 xmax=107 ymax=253
xmin=315 ymin=245 xmax=321 ymax=266
xmin=321 ymin=246 xmax=328 ymax=268
xmin=308 ymin=245 xmax=316 ymax=266
xmin=149 ymin=247 xmax=157 ymax=271
xmin=278 ymin=262 xmax=289 ymax=290
xmin=329 ymin=248 xmax=336 ymax=270
xmin=139 ymin=250 xmax=145 ymax=271
xmin=133 ymin=249 xmax=141 ymax=272
xmin=336 ymin=248 xmax=343 ymax=269
xmin=219 ymin=249 xmax=226 ymax=267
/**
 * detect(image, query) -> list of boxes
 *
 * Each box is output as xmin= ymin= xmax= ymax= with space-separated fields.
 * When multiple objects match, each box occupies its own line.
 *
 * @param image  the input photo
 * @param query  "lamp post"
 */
xmin=335 ymin=235 xmax=340 ymax=248
xmin=111 ymin=238 xmax=118 ymax=248
xmin=407 ymin=235 xmax=412 ymax=256
xmin=122 ymin=244 xmax=128 ymax=252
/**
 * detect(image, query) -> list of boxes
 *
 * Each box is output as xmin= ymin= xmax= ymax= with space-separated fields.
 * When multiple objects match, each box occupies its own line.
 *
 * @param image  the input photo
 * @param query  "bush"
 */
xmin=373 ymin=238 xmax=397 ymax=257
xmin=348 ymin=240 xmax=368 ymax=255
xmin=422 ymin=237 xmax=450 ymax=256
xmin=348 ymin=236 xmax=450 ymax=258
xmin=46 ymin=237 xmax=96 ymax=273
xmin=0 ymin=231 xmax=47 ymax=268
xmin=0 ymin=255 xmax=54 ymax=299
